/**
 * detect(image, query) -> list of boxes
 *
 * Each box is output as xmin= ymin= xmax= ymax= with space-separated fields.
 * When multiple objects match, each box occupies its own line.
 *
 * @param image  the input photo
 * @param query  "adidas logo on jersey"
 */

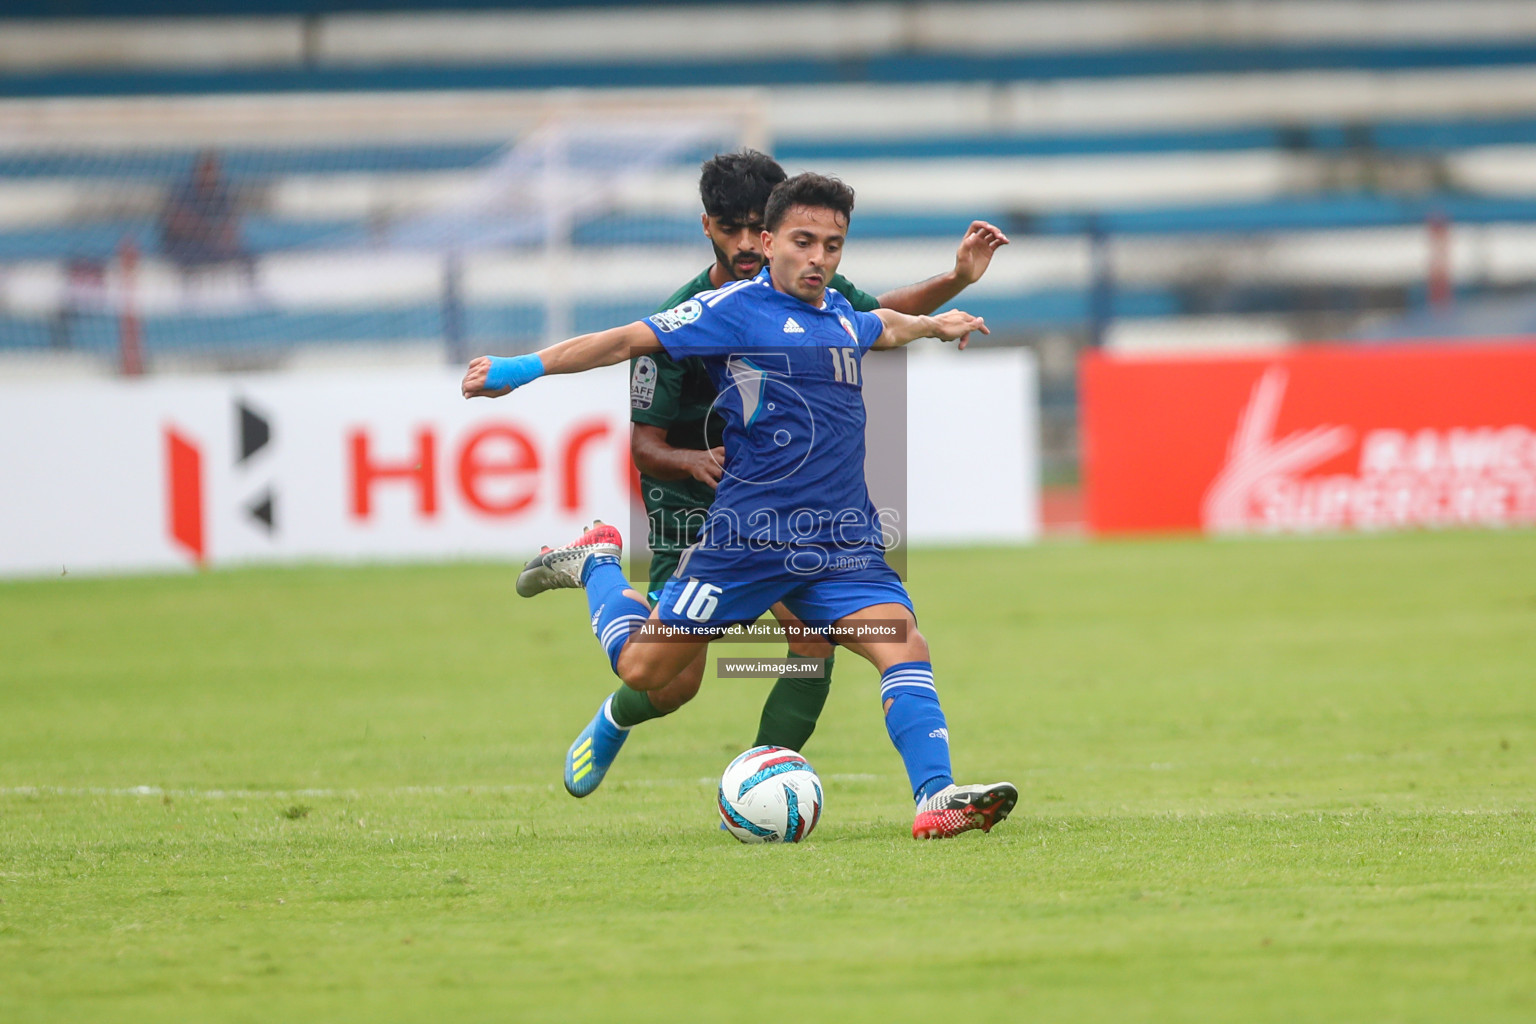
xmin=782 ymin=317 xmax=805 ymax=334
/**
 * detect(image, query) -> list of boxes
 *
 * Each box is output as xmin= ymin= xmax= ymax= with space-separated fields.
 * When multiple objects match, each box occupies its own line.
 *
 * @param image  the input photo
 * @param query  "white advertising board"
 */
xmin=0 ymin=350 xmax=1036 ymax=577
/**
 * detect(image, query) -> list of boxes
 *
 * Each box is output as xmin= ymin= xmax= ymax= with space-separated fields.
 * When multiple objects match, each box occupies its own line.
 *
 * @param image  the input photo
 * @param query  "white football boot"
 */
xmin=515 ymin=520 xmax=622 ymax=597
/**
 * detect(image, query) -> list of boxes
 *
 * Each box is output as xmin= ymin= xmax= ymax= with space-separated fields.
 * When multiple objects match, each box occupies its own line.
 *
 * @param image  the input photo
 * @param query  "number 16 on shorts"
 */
xmin=672 ymin=580 xmax=721 ymax=622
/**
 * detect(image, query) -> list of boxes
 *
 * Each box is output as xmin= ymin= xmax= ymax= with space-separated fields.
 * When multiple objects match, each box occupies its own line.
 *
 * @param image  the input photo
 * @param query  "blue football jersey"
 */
xmin=643 ymin=268 xmax=887 ymax=547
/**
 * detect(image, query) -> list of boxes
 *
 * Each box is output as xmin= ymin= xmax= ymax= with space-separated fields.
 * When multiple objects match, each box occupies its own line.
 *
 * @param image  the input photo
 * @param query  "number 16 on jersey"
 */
xmin=672 ymin=579 xmax=722 ymax=622
xmin=828 ymin=347 xmax=860 ymax=385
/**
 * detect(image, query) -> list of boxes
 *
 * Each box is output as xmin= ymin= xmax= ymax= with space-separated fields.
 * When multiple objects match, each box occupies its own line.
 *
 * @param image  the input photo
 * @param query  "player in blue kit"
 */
xmin=462 ymin=173 xmax=1016 ymax=839
xmin=567 ymin=151 xmax=1008 ymax=802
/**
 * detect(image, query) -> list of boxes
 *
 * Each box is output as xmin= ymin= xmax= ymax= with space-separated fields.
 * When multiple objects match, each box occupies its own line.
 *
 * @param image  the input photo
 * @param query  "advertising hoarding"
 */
xmin=1083 ymin=342 xmax=1536 ymax=535
xmin=0 ymin=350 xmax=1036 ymax=576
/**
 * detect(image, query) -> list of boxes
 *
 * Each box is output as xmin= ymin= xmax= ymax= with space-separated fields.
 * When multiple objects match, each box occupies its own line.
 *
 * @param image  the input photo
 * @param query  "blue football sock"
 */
xmin=880 ymin=661 xmax=954 ymax=804
xmin=584 ymin=555 xmax=650 ymax=675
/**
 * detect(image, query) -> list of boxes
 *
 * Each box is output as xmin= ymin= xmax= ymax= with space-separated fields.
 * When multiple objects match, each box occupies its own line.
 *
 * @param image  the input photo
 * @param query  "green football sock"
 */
xmin=754 ymin=652 xmax=833 ymax=752
xmin=608 ymin=684 xmax=670 ymax=729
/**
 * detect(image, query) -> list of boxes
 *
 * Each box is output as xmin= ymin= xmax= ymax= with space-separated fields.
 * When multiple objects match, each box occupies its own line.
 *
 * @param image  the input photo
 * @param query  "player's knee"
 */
xmin=615 ymin=649 xmax=666 ymax=692
xmin=903 ymin=628 xmax=930 ymax=664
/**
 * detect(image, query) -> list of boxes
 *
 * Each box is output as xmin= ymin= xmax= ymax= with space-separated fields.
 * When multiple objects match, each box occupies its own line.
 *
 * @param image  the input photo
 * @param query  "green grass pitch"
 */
xmin=3 ymin=530 xmax=1535 ymax=1022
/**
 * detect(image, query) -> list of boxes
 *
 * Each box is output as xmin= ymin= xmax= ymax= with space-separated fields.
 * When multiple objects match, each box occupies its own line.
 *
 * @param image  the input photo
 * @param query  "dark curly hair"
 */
xmin=763 ymin=172 xmax=856 ymax=232
xmin=699 ymin=150 xmax=787 ymax=221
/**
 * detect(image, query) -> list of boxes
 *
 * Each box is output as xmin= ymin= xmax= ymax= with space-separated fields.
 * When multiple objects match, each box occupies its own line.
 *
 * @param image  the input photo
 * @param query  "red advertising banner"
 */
xmin=1082 ymin=341 xmax=1536 ymax=535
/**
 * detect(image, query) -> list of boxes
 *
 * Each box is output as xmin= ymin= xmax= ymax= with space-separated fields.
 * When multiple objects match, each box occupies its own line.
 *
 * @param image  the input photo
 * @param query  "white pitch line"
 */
xmin=0 ymin=774 xmax=886 ymax=800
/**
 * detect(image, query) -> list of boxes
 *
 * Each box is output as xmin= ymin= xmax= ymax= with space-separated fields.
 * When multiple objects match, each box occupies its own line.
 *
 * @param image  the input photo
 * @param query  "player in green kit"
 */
xmin=560 ymin=150 xmax=1009 ymax=797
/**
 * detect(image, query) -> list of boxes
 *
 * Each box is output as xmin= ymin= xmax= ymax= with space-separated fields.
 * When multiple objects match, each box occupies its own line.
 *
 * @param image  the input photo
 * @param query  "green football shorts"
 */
xmin=645 ymin=547 xmax=683 ymax=605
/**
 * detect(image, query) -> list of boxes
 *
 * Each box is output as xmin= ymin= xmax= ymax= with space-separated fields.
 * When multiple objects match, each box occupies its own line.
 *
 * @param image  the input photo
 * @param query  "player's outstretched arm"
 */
xmin=462 ymin=321 xmax=662 ymax=399
xmin=874 ymin=220 xmax=1009 ymax=315
xmin=870 ymin=307 xmax=989 ymax=351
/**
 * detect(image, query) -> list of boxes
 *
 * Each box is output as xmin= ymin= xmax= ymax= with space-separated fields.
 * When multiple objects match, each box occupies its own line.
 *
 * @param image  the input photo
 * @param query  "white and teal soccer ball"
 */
xmin=717 ymin=745 xmax=823 ymax=843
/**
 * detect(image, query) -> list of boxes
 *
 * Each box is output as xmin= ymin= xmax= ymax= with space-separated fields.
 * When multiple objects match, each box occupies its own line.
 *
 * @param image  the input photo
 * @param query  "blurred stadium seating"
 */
xmin=5 ymin=0 xmax=1536 ymax=480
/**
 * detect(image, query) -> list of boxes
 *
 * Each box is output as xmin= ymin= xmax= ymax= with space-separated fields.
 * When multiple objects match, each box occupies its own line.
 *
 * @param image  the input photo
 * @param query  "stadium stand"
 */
xmin=4 ymin=0 xmax=1536 ymax=481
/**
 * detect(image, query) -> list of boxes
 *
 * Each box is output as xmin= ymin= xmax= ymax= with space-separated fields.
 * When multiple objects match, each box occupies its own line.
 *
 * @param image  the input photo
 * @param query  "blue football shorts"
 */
xmin=652 ymin=540 xmax=913 ymax=636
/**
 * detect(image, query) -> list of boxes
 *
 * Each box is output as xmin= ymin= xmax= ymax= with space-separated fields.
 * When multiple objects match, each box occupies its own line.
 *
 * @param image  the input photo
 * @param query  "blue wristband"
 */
xmin=483 ymin=353 xmax=545 ymax=393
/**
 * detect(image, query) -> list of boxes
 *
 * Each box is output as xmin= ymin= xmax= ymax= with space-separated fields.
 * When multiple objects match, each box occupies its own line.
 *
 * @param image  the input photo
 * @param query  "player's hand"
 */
xmin=930 ymin=309 xmax=989 ymax=350
xmin=952 ymin=220 xmax=1010 ymax=286
xmin=461 ymin=356 xmax=512 ymax=399
xmin=688 ymin=447 xmax=727 ymax=489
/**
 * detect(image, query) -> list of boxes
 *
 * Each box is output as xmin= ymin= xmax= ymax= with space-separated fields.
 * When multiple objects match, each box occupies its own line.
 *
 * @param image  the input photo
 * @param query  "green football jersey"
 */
xmin=631 ymin=266 xmax=880 ymax=554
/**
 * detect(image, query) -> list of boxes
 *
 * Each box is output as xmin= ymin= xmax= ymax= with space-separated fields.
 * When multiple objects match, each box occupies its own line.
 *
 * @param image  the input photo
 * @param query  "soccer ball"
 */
xmin=717 ymin=745 xmax=823 ymax=843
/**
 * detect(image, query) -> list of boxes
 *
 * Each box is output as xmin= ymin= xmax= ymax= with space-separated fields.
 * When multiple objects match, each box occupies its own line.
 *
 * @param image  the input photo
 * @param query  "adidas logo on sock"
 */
xmin=782 ymin=317 xmax=805 ymax=334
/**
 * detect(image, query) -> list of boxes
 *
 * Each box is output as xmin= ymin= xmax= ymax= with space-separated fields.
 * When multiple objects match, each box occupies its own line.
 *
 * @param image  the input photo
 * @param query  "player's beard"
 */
xmin=713 ymin=240 xmax=764 ymax=281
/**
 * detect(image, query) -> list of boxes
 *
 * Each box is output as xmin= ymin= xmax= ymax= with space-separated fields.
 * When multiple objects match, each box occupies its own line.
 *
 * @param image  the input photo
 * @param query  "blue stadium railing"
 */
xmin=577 ymin=197 xmax=1536 ymax=243
xmin=0 ymin=144 xmax=507 ymax=180
xmin=3 ymin=0 xmax=722 ymax=16
xmin=5 ymin=41 xmax=1536 ymax=98
xmin=0 ymin=292 xmax=1177 ymax=354
xmin=7 ymin=282 xmax=1521 ymax=356
xmin=7 ymin=114 xmax=1536 ymax=179
xmin=5 ymin=195 xmax=1534 ymax=264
